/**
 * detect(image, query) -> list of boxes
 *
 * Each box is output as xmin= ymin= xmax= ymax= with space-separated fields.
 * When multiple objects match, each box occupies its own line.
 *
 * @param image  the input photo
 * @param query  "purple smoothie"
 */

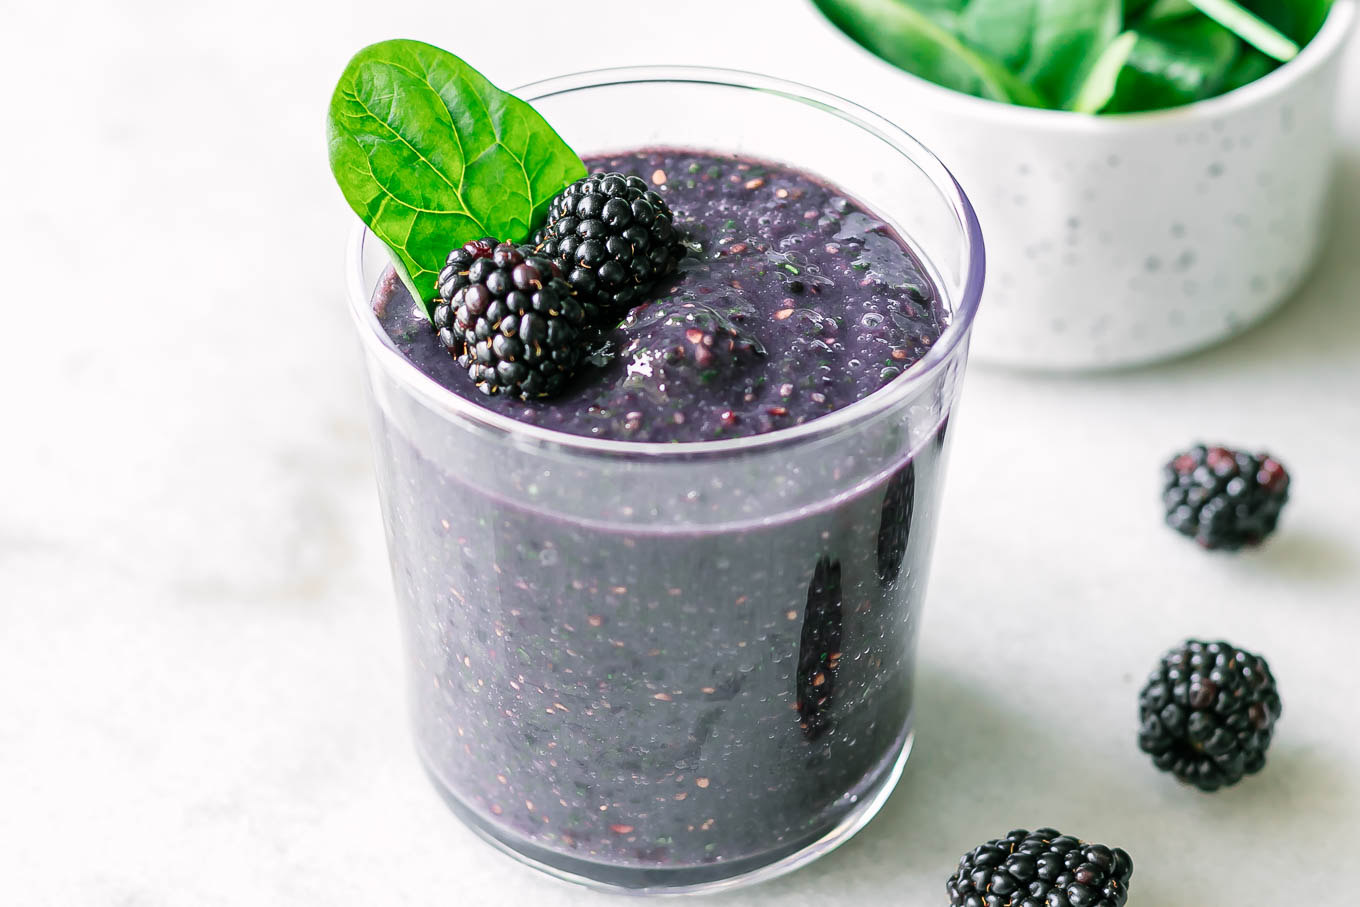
xmin=367 ymin=150 xmax=954 ymax=888
xmin=376 ymin=150 xmax=946 ymax=442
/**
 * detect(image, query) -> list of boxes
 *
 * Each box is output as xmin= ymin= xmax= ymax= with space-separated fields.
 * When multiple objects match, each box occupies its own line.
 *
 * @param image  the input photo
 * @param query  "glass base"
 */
xmin=419 ymin=726 xmax=914 ymax=896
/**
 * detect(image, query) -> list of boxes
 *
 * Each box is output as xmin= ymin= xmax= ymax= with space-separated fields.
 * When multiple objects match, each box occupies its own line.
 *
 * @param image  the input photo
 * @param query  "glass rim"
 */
xmin=345 ymin=64 xmax=985 ymax=460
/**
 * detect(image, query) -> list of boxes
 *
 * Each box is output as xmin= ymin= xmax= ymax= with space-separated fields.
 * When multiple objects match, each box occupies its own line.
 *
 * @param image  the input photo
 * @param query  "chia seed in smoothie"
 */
xmin=367 ymin=149 xmax=954 ymax=888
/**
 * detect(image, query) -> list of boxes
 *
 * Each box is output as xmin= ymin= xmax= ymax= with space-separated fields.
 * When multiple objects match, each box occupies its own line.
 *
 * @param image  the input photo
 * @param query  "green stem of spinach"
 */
xmin=1186 ymin=0 xmax=1300 ymax=60
xmin=1069 ymin=31 xmax=1140 ymax=113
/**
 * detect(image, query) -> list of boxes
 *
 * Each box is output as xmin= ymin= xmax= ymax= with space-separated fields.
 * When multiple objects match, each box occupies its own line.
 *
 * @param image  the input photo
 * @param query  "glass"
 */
xmin=346 ymin=66 xmax=984 ymax=894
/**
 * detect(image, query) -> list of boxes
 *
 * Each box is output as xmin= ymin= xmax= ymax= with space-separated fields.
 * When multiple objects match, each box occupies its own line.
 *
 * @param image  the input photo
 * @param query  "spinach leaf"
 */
xmin=1185 ymin=0 xmax=1298 ymax=60
xmin=327 ymin=39 xmax=586 ymax=309
xmin=903 ymin=0 xmax=969 ymax=12
xmin=816 ymin=0 xmax=1329 ymax=114
xmin=1069 ymin=31 xmax=1140 ymax=112
xmin=1136 ymin=0 xmax=1198 ymax=23
xmin=1130 ymin=4 xmax=1282 ymax=94
xmin=1240 ymin=0 xmax=1334 ymax=45
xmin=1220 ymin=44 xmax=1280 ymax=92
xmin=959 ymin=0 xmax=1037 ymax=69
xmin=1021 ymin=0 xmax=1124 ymax=107
xmin=1125 ymin=0 xmax=1168 ymax=19
xmin=813 ymin=0 xmax=1047 ymax=106
xmin=1103 ymin=14 xmax=1241 ymax=113
xmin=959 ymin=0 xmax=1124 ymax=107
xmin=957 ymin=0 xmax=1126 ymax=108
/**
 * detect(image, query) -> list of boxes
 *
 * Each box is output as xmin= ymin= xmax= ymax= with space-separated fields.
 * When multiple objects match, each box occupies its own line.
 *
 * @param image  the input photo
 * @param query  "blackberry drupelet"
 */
xmin=947 ymin=828 xmax=1133 ymax=907
xmin=1162 ymin=444 xmax=1290 ymax=550
xmin=533 ymin=171 xmax=686 ymax=310
xmin=433 ymin=239 xmax=589 ymax=399
xmin=1138 ymin=639 xmax=1281 ymax=792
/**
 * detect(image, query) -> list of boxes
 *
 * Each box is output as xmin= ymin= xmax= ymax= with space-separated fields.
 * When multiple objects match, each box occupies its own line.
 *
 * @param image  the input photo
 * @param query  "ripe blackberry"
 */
xmin=1138 ymin=639 xmax=1281 ymax=792
xmin=532 ymin=171 xmax=686 ymax=310
xmin=947 ymin=828 xmax=1133 ymax=907
xmin=796 ymin=557 xmax=842 ymax=741
xmin=432 ymin=239 xmax=589 ymax=399
xmin=1162 ymin=444 xmax=1290 ymax=550
xmin=876 ymin=462 xmax=915 ymax=586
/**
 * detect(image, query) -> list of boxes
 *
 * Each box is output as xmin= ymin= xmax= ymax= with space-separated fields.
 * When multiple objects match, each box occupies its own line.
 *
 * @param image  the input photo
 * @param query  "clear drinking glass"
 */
xmin=346 ymin=67 xmax=984 ymax=894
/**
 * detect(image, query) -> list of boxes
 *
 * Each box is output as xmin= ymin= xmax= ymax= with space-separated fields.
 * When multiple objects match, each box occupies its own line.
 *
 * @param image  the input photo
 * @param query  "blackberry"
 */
xmin=432 ymin=239 xmax=589 ymax=399
xmin=1162 ymin=444 xmax=1290 ymax=550
xmin=876 ymin=461 xmax=915 ymax=586
xmin=1138 ymin=639 xmax=1281 ymax=792
xmin=947 ymin=828 xmax=1133 ymax=907
xmin=533 ymin=171 xmax=686 ymax=310
xmin=796 ymin=557 xmax=842 ymax=741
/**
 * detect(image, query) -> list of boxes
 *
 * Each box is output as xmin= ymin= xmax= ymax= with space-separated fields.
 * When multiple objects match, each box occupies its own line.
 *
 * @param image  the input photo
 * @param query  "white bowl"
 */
xmin=814 ymin=1 xmax=1357 ymax=370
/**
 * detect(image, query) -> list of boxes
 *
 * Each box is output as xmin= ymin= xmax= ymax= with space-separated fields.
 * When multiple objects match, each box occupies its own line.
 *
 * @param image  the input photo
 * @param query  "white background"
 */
xmin=2 ymin=1 xmax=1358 ymax=904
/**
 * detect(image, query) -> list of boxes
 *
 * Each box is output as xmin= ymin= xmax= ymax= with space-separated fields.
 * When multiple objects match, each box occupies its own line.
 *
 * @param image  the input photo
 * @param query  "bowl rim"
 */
xmin=346 ymin=65 xmax=984 ymax=461
xmin=811 ymin=0 xmax=1357 ymax=130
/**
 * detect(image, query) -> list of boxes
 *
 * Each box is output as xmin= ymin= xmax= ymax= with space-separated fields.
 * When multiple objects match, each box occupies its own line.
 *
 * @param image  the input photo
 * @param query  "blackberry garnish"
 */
xmin=1162 ymin=444 xmax=1290 ymax=550
xmin=796 ymin=556 xmax=842 ymax=741
xmin=533 ymin=171 xmax=686 ymax=310
xmin=430 ymin=237 xmax=495 ymax=356
xmin=1138 ymin=639 xmax=1281 ymax=792
xmin=433 ymin=239 xmax=589 ymax=399
xmin=947 ymin=828 xmax=1133 ymax=907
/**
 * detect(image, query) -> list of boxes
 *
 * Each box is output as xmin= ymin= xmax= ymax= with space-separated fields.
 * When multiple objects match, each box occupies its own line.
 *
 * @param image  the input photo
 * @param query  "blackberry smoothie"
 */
xmin=379 ymin=151 xmax=946 ymax=442
xmin=357 ymin=147 xmax=975 ymax=890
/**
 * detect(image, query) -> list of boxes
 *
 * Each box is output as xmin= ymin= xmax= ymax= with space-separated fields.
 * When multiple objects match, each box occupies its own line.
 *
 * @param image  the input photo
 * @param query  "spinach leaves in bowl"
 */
xmin=813 ymin=0 xmax=1335 ymax=113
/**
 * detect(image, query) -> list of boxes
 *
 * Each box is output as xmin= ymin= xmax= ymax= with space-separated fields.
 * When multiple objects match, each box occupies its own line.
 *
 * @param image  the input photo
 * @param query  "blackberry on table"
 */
xmin=433 ymin=239 xmax=589 ymax=399
xmin=947 ymin=828 xmax=1133 ymax=907
xmin=1162 ymin=444 xmax=1290 ymax=550
xmin=1138 ymin=639 xmax=1281 ymax=792
xmin=533 ymin=171 xmax=686 ymax=310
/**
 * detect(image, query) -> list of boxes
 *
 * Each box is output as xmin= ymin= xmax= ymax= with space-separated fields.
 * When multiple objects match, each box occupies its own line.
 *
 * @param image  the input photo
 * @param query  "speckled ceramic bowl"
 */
xmin=814 ymin=0 xmax=1356 ymax=370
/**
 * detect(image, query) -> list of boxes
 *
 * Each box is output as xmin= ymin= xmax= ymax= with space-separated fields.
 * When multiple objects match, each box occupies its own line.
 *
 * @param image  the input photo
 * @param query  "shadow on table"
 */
xmin=714 ymin=661 xmax=1352 ymax=906
xmin=1245 ymin=528 xmax=1357 ymax=583
xmin=705 ymin=666 xmax=1075 ymax=902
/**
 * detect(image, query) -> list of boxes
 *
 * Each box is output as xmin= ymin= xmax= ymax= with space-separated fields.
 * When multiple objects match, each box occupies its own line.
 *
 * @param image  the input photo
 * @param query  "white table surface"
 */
xmin=3 ymin=1 xmax=1358 ymax=904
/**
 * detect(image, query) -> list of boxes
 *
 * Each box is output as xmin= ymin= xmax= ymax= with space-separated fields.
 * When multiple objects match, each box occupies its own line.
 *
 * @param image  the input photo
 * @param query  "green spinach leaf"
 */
xmin=1135 ymin=0 xmax=1198 ymax=24
xmin=959 ymin=0 xmax=1037 ymax=69
xmin=1240 ymin=0 xmax=1334 ymax=45
xmin=1103 ymin=14 xmax=1241 ymax=113
xmin=815 ymin=0 xmax=1331 ymax=114
xmin=327 ymin=39 xmax=586 ymax=309
xmin=1021 ymin=0 xmax=1124 ymax=107
xmin=813 ymin=0 xmax=1047 ymax=106
xmin=903 ymin=0 xmax=969 ymax=12
xmin=958 ymin=0 xmax=1124 ymax=107
xmin=1220 ymin=44 xmax=1280 ymax=92
xmin=1125 ymin=0 xmax=1169 ymax=19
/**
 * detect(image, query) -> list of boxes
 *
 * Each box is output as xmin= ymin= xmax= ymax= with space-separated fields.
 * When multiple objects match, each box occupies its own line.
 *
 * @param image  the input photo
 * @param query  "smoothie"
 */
xmin=366 ymin=150 xmax=955 ymax=888
xmin=377 ymin=150 xmax=946 ymax=442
